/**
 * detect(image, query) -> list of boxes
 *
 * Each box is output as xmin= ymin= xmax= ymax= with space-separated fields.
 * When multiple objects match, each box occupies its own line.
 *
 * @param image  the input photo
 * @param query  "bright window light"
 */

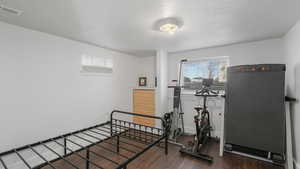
xmin=81 ymin=54 xmax=113 ymax=73
xmin=182 ymin=57 xmax=229 ymax=90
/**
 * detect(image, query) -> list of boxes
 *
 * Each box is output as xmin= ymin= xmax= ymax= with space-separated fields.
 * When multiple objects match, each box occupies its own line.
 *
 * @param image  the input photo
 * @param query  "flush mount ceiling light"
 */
xmin=155 ymin=17 xmax=183 ymax=35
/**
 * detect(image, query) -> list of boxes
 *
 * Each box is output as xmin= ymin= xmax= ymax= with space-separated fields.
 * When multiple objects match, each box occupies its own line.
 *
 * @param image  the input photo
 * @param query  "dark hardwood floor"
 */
xmin=44 ymin=136 xmax=284 ymax=169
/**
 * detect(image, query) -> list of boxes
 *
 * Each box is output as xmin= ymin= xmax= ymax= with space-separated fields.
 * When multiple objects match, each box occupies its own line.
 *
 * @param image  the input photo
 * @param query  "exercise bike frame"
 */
xmin=180 ymin=87 xmax=219 ymax=162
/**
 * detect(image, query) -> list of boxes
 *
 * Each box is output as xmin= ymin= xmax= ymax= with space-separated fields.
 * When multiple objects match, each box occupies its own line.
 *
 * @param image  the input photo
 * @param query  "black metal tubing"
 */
xmin=117 ymin=135 xmax=120 ymax=153
xmin=109 ymin=124 xmax=161 ymax=143
xmin=86 ymin=149 xmax=90 ymax=169
xmin=115 ymin=135 xmax=166 ymax=169
xmin=71 ymin=133 xmax=129 ymax=159
xmin=91 ymin=128 xmax=145 ymax=150
xmin=80 ymin=131 xmax=137 ymax=154
xmin=88 ymin=128 xmax=111 ymax=137
xmin=63 ymin=138 xmax=67 ymax=155
xmin=14 ymin=149 xmax=32 ymax=169
xmin=41 ymin=142 xmax=80 ymax=169
xmin=285 ymin=96 xmax=297 ymax=102
xmin=112 ymin=121 xmax=162 ymax=140
xmin=0 ymin=122 xmax=109 ymax=157
xmin=33 ymin=133 xmax=116 ymax=169
xmin=51 ymin=138 xmax=105 ymax=169
xmin=110 ymin=110 xmax=169 ymax=169
xmin=107 ymin=116 xmax=163 ymax=146
xmin=110 ymin=110 xmax=166 ymax=136
xmin=110 ymin=123 xmax=162 ymax=138
xmin=28 ymin=145 xmax=58 ymax=169
xmin=105 ymin=126 xmax=164 ymax=148
xmin=65 ymin=138 xmax=119 ymax=165
xmin=0 ymin=157 xmax=8 ymax=169
xmin=109 ymin=118 xmax=163 ymax=145
xmin=108 ymin=128 xmax=156 ymax=146
xmin=112 ymin=119 xmax=163 ymax=133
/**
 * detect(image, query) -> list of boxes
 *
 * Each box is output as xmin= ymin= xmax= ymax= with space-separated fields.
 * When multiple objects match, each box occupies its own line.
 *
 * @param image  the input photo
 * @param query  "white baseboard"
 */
xmin=294 ymin=159 xmax=300 ymax=169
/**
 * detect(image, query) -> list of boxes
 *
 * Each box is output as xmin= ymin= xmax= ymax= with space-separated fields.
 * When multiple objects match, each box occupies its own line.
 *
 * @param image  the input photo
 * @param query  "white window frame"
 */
xmin=180 ymin=56 xmax=229 ymax=94
xmin=80 ymin=54 xmax=114 ymax=75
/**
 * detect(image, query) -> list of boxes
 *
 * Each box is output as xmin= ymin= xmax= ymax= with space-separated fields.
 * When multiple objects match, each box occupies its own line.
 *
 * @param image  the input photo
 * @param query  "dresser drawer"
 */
xmin=133 ymin=89 xmax=155 ymax=127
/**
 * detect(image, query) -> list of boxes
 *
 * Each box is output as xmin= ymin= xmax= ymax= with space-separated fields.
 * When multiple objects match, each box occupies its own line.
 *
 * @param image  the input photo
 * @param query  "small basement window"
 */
xmin=182 ymin=57 xmax=229 ymax=90
xmin=81 ymin=54 xmax=113 ymax=74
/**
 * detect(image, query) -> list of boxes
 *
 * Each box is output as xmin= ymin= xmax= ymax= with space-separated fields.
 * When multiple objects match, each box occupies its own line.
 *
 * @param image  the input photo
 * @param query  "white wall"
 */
xmin=168 ymin=38 xmax=284 ymax=137
xmin=0 ymin=21 xmax=138 ymax=156
xmin=283 ymin=20 xmax=300 ymax=169
xmin=136 ymin=56 xmax=156 ymax=88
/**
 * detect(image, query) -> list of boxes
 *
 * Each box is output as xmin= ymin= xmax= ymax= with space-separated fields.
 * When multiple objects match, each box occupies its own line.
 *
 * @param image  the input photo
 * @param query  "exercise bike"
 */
xmin=180 ymin=79 xmax=219 ymax=162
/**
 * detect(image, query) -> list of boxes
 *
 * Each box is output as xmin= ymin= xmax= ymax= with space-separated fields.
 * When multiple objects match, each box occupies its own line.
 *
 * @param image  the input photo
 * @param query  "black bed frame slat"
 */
xmin=91 ymin=128 xmax=145 ymax=150
xmin=115 ymin=135 xmax=166 ymax=169
xmin=90 ymin=127 xmax=145 ymax=150
xmin=71 ymin=133 xmax=130 ymax=159
xmin=111 ymin=123 xmax=162 ymax=137
xmin=0 ymin=157 xmax=8 ymax=169
xmin=41 ymin=142 xmax=81 ymax=169
xmin=81 ymin=131 xmax=137 ymax=154
xmin=28 ymin=145 xmax=58 ymax=169
xmin=34 ymin=133 xmax=115 ymax=169
xmin=87 ymin=128 xmax=110 ymax=137
xmin=65 ymin=137 xmax=119 ymax=165
xmin=51 ymin=138 xmax=105 ymax=169
xmin=0 ymin=122 xmax=110 ymax=157
xmin=14 ymin=149 xmax=32 ymax=169
xmin=0 ymin=110 xmax=170 ymax=169
xmin=107 ymin=127 xmax=163 ymax=147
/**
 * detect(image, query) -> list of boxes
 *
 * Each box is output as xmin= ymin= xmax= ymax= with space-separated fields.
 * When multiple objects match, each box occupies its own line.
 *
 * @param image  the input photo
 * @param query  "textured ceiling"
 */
xmin=1 ymin=0 xmax=300 ymax=56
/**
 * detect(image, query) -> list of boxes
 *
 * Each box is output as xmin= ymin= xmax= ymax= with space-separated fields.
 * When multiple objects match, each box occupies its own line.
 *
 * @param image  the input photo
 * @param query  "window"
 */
xmin=81 ymin=54 xmax=113 ymax=74
xmin=182 ymin=57 xmax=228 ymax=90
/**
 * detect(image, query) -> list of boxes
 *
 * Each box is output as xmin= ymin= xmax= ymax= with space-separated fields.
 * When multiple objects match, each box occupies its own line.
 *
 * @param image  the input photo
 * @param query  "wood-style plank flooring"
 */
xmin=44 ymin=136 xmax=284 ymax=169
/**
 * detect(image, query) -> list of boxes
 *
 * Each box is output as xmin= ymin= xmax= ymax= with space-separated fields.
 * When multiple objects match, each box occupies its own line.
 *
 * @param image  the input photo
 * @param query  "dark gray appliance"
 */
xmin=224 ymin=64 xmax=286 ymax=162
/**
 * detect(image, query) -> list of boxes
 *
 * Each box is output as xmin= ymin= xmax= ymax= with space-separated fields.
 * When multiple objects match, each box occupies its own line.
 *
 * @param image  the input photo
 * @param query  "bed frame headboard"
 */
xmin=110 ymin=110 xmax=171 ymax=145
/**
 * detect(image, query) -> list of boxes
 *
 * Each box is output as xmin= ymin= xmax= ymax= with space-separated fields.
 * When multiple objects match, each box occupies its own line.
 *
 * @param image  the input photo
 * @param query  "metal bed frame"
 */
xmin=0 ymin=110 xmax=170 ymax=169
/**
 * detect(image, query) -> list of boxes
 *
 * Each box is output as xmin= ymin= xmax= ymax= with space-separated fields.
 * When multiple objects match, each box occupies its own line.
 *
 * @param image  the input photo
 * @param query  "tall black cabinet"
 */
xmin=224 ymin=64 xmax=286 ymax=161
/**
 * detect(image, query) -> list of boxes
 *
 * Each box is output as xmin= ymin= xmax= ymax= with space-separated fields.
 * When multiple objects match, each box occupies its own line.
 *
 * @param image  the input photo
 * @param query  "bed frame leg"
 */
xmin=64 ymin=138 xmax=67 ymax=156
xmin=117 ymin=135 xmax=120 ymax=153
xmin=163 ymin=112 xmax=171 ymax=155
xmin=110 ymin=124 xmax=113 ymax=136
xmin=165 ymin=136 xmax=168 ymax=155
xmin=86 ymin=148 xmax=90 ymax=169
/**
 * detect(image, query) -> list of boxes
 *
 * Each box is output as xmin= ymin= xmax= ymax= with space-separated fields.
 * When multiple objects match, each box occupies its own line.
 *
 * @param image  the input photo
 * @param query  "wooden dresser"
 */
xmin=133 ymin=89 xmax=155 ymax=127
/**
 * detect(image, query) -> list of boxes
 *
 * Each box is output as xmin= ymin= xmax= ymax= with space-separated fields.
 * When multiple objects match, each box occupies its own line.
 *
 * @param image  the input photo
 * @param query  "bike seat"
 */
xmin=194 ymin=106 xmax=203 ymax=112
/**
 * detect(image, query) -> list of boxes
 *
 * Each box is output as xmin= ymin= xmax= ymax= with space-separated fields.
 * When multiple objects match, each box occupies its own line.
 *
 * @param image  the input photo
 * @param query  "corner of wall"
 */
xmin=283 ymin=18 xmax=300 ymax=167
